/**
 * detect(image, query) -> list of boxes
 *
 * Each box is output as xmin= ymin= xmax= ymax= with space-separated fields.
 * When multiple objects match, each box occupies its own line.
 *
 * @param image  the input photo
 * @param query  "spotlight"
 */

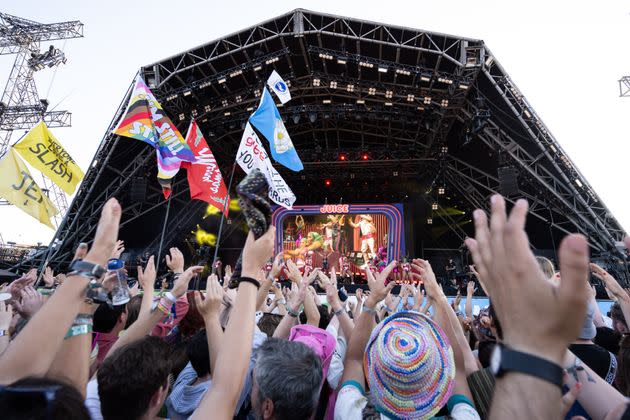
xmin=356 ymin=99 xmax=365 ymax=104
xmin=178 ymin=113 xmax=185 ymax=121
xmin=368 ymin=87 xmax=376 ymax=95
xmin=324 ymin=179 xmax=332 ymax=187
xmin=309 ymin=112 xmax=317 ymax=123
xmin=322 ymin=99 xmax=332 ymax=104
xmin=330 ymin=81 xmax=338 ymax=89
xmin=183 ymin=90 xmax=192 ymax=96
xmin=292 ymin=114 xmax=300 ymax=124
xmin=438 ymin=187 xmax=445 ymax=195
xmin=432 ymin=203 xmax=438 ymax=210
xmin=338 ymin=153 xmax=348 ymax=161
xmin=361 ymin=152 xmax=369 ymax=161
xmin=427 ymin=218 xmax=433 ymax=225
xmin=378 ymin=67 xmax=388 ymax=73
xmin=313 ymin=78 xmax=321 ymax=86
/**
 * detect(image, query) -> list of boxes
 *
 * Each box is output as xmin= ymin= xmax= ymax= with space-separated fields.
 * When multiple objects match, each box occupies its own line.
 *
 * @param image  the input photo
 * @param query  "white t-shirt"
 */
xmin=334 ymin=381 xmax=481 ymax=420
xmin=85 ymin=378 xmax=103 ymax=420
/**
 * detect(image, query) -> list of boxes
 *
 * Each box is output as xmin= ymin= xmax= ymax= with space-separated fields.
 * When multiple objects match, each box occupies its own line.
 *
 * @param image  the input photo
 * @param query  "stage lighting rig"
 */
xmin=27 ymin=45 xmax=67 ymax=71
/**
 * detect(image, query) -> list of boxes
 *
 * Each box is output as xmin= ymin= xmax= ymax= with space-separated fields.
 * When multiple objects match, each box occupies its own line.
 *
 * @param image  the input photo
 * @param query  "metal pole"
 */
xmin=211 ymin=163 xmax=236 ymax=273
xmin=156 ymin=186 xmax=175 ymax=272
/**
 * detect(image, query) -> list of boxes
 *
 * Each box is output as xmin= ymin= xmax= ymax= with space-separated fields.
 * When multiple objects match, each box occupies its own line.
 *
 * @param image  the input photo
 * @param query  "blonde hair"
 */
xmin=536 ymin=256 xmax=555 ymax=280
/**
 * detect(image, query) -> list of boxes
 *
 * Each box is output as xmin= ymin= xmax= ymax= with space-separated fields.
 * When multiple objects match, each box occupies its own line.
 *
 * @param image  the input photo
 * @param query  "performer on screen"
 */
xmin=332 ymin=214 xmax=346 ymax=253
xmin=320 ymin=218 xmax=335 ymax=253
xmin=348 ymin=214 xmax=377 ymax=265
xmin=401 ymin=257 xmax=412 ymax=283
xmin=285 ymin=231 xmax=324 ymax=260
xmin=295 ymin=215 xmax=305 ymax=247
xmin=339 ymin=255 xmax=352 ymax=281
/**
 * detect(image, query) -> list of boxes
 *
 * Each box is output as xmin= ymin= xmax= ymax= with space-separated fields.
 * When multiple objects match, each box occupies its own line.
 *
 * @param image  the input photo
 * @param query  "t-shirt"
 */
xmin=334 ymin=381 xmax=480 ymax=420
xmin=569 ymin=343 xmax=617 ymax=384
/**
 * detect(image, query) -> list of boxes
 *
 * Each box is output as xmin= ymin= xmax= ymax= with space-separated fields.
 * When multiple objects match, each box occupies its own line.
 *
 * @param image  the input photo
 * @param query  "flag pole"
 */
xmin=211 ymin=163 xmax=236 ymax=275
xmin=156 ymin=184 xmax=175 ymax=273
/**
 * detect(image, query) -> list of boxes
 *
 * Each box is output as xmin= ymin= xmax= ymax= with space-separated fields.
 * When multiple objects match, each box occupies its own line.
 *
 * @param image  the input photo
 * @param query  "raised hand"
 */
xmin=285 ymin=259 xmax=303 ymax=283
xmin=194 ymin=274 xmax=225 ymax=320
xmin=364 ymin=261 xmax=396 ymax=307
xmin=137 ymin=256 xmax=157 ymax=292
xmin=14 ymin=286 xmax=45 ymax=319
xmin=223 ymin=265 xmax=232 ymax=285
xmin=165 ymin=247 xmax=185 ymax=273
xmin=590 ymin=263 xmax=626 ymax=302
xmin=269 ymin=254 xmax=284 ymax=279
xmin=286 ymin=281 xmax=307 ymax=314
xmin=355 ymin=288 xmax=363 ymax=303
xmin=171 ymin=265 xmax=204 ymax=298
xmin=111 ymin=239 xmax=125 ymax=259
xmin=42 ymin=267 xmax=55 ymax=288
xmin=464 ymin=195 xmax=589 ymax=364
xmin=411 ymin=259 xmax=445 ymax=303
xmin=467 ymin=281 xmax=477 ymax=296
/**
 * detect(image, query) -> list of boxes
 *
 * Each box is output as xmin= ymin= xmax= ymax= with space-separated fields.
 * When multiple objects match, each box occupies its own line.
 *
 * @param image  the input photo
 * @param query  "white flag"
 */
xmin=266 ymin=70 xmax=291 ymax=104
xmin=236 ymin=123 xmax=296 ymax=209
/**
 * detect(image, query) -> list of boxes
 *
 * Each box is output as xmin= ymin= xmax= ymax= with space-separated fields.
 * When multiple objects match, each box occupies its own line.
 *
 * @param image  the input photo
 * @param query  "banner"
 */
xmin=249 ymin=88 xmax=303 ymax=172
xmin=182 ymin=120 xmax=230 ymax=215
xmin=0 ymin=149 xmax=59 ymax=228
xmin=266 ymin=70 xmax=291 ymax=104
xmin=236 ymin=123 xmax=296 ymax=209
xmin=13 ymin=121 xmax=84 ymax=195
xmin=113 ymin=75 xmax=195 ymax=196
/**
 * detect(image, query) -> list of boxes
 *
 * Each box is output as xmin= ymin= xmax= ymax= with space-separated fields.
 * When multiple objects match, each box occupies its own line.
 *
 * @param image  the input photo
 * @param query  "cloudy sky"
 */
xmin=1 ymin=0 xmax=629 ymax=245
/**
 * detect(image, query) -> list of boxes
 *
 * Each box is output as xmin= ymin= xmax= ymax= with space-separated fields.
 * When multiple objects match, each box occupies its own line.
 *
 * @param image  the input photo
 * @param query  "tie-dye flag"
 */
xmin=113 ymin=75 xmax=195 ymax=198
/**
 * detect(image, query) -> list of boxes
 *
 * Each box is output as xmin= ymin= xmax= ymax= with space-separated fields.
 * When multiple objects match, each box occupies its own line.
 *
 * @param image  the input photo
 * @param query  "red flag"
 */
xmin=182 ymin=120 xmax=230 ymax=215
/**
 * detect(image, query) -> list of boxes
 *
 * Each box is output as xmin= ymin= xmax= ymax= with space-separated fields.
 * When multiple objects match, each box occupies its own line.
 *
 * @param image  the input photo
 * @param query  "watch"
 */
xmin=490 ymin=344 xmax=563 ymax=389
xmin=68 ymin=260 xmax=107 ymax=280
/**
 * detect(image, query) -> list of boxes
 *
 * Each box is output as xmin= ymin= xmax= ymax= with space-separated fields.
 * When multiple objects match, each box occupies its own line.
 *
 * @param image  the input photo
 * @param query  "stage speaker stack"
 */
xmin=129 ymin=177 xmax=148 ymax=202
xmin=498 ymin=166 xmax=519 ymax=197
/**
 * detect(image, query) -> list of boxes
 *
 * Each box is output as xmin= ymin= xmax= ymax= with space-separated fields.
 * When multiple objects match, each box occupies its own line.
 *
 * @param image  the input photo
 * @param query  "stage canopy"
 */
xmin=36 ymin=9 xmax=625 ymax=270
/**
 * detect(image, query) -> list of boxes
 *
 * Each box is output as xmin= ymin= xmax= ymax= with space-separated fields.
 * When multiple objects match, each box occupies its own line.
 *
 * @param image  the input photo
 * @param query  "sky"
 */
xmin=1 ymin=0 xmax=630 ymax=245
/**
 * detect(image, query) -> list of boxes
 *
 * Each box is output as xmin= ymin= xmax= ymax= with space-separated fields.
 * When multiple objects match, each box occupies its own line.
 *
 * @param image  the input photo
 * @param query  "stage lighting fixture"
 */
xmin=191 ymin=109 xmax=198 ymax=117
xmin=361 ymin=152 xmax=369 ymax=161
xmin=218 ymin=77 xmax=227 ymax=84
xmin=313 ymin=78 xmax=321 ymax=86
xmin=359 ymin=61 xmax=374 ymax=68
xmin=246 ymin=106 xmax=254 ymax=111
xmin=324 ymin=179 xmax=332 ymax=187
xmin=420 ymin=75 xmax=431 ymax=82
xmin=427 ymin=218 xmax=433 ymax=225
xmin=384 ymin=102 xmax=393 ymax=106
xmin=178 ymin=113 xmax=185 ymax=121
xmin=330 ymin=81 xmax=338 ymax=89
xmin=224 ymin=111 xmax=231 ymax=116
xmin=459 ymin=83 xmax=469 ymax=90
xmin=396 ymin=69 xmax=411 ymax=75
xmin=440 ymin=99 xmax=449 ymax=107
xmin=265 ymin=57 xmax=279 ymax=64
xmin=199 ymin=81 xmax=212 ymax=88
xmin=319 ymin=53 xmax=334 ymax=60
xmin=338 ymin=153 xmax=348 ymax=161
xmin=393 ymin=171 xmax=399 ymax=176
xmin=368 ymin=87 xmax=376 ymax=95
xmin=424 ymin=97 xmax=432 ymax=105
xmin=166 ymin=94 xmax=178 ymax=101
xmin=323 ymin=99 xmax=332 ymax=104
xmin=292 ymin=114 xmax=300 ymax=124
xmin=230 ymin=69 xmax=243 ymax=78
xmin=221 ymin=99 xmax=228 ymax=107
xmin=235 ymin=95 xmax=242 ymax=103
xmin=441 ymin=146 xmax=448 ymax=153
xmin=432 ymin=203 xmax=438 ymax=210
xmin=183 ymin=90 xmax=192 ymax=96
xmin=407 ymin=94 xmax=415 ymax=101
xmin=204 ymin=105 xmax=212 ymax=112
xmin=253 ymin=65 xmax=262 ymax=71
xmin=346 ymin=84 xmax=354 ymax=92
xmin=378 ymin=67 xmax=388 ymax=73
xmin=438 ymin=187 xmax=445 ymax=195
xmin=523 ymin=109 xmax=532 ymax=118
xmin=575 ymin=178 xmax=583 ymax=188
xmin=356 ymin=99 xmax=365 ymax=104
xmin=309 ymin=112 xmax=317 ymax=123
xmin=337 ymin=58 xmax=347 ymax=64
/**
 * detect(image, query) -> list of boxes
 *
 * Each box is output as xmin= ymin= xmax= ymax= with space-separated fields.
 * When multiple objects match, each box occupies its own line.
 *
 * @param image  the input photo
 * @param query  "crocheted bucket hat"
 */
xmin=364 ymin=310 xmax=455 ymax=419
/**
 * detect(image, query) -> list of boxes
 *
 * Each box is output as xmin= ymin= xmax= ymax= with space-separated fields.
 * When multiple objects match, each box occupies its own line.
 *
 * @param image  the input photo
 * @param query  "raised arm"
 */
xmin=339 ymin=262 xmax=395 ymax=390
xmin=0 ymin=198 xmax=121 ymax=384
xmin=465 ymin=195 xmax=589 ymax=420
xmin=194 ymin=274 xmax=225 ymax=377
xmin=192 ymin=228 xmax=275 ymax=420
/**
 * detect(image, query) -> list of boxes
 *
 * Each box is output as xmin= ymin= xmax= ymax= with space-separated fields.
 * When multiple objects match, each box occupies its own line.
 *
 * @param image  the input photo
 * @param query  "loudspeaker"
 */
xmin=498 ymin=166 xmax=519 ymax=197
xmin=129 ymin=177 xmax=147 ymax=202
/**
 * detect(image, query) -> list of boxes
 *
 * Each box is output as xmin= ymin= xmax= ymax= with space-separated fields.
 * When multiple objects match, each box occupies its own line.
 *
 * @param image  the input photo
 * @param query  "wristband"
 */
xmin=362 ymin=304 xmax=377 ymax=315
xmin=73 ymin=314 xmax=93 ymax=327
xmin=65 ymin=324 xmax=92 ymax=339
xmin=0 ymin=330 xmax=8 ymax=337
xmin=287 ymin=307 xmax=300 ymax=318
xmin=164 ymin=291 xmax=177 ymax=304
xmin=333 ymin=307 xmax=345 ymax=317
xmin=156 ymin=298 xmax=171 ymax=316
xmin=236 ymin=277 xmax=261 ymax=289
xmin=385 ymin=306 xmax=394 ymax=313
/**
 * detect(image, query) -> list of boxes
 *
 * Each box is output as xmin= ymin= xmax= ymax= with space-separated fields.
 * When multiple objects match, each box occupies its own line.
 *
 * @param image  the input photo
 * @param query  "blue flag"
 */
xmin=249 ymin=88 xmax=303 ymax=172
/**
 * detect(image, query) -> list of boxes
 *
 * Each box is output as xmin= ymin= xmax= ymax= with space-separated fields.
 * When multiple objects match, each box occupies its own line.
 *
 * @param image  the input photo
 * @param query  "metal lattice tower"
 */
xmin=0 ymin=12 xmax=83 ymax=223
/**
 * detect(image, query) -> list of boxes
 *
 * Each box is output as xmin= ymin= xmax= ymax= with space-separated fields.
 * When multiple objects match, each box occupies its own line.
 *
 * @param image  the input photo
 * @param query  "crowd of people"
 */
xmin=0 ymin=195 xmax=629 ymax=419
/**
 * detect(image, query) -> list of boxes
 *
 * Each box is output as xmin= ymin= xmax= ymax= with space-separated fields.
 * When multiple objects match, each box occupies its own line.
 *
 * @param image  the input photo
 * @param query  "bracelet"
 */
xmin=164 ymin=291 xmax=177 ymax=303
xmin=385 ymin=306 xmax=394 ymax=313
xmin=0 ymin=329 xmax=8 ymax=337
xmin=156 ymin=298 xmax=171 ymax=316
xmin=333 ymin=307 xmax=345 ymax=317
xmin=362 ymin=304 xmax=377 ymax=315
xmin=237 ymin=277 xmax=261 ymax=289
xmin=65 ymin=324 xmax=92 ymax=339
xmin=73 ymin=313 xmax=93 ymax=327
xmin=287 ymin=306 xmax=300 ymax=318
xmin=67 ymin=270 xmax=98 ymax=280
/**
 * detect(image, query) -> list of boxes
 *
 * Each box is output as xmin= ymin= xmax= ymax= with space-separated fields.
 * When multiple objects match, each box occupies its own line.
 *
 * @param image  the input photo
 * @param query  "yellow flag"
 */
xmin=13 ymin=121 xmax=84 ymax=195
xmin=0 ymin=149 xmax=59 ymax=228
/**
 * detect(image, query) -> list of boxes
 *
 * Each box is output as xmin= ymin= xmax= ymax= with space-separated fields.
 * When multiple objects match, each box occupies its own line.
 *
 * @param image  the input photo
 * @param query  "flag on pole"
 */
xmin=13 ymin=121 xmax=84 ymax=195
xmin=236 ymin=122 xmax=296 ymax=209
xmin=113 ymin=75 xmax=195 ymax=197
xmin=266 ymin=70 xmax=291 ymax=104
xmin=0 ymin=148 xmax=59 ymax=228
xmin=249 ymin=88 xmax=303 ymax=172
xmin=182 ymin=120 xmax=230 ymax=215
